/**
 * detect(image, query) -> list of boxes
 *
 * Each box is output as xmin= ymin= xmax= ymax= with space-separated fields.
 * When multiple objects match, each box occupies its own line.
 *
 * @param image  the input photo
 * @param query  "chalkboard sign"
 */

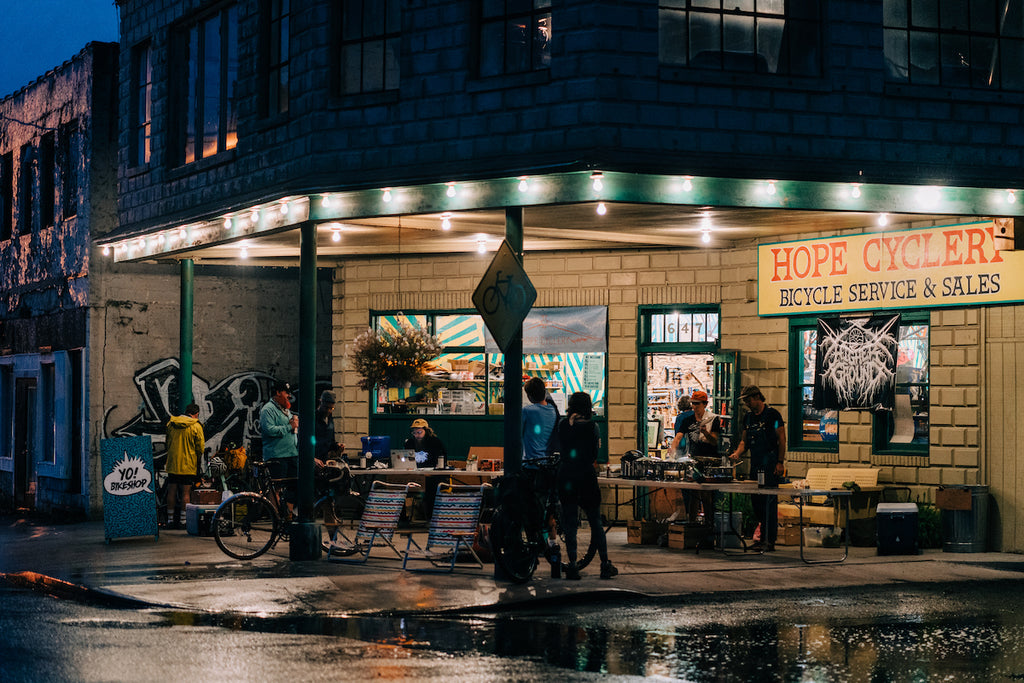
xmin=101 ymin=435 xmax=159 ymax=543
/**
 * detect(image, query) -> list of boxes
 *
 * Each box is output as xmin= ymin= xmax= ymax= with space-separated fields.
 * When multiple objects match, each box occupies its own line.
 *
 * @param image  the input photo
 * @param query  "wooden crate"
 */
xmin=667 ymin=523 xmax=710 ymax=550
xmin=627 ymin=520 xmax=667 ymax=545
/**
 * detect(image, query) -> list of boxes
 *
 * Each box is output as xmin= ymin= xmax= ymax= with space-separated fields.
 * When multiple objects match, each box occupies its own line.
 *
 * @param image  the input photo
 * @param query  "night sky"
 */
xmin=0 ymin=0 xmax=120 ymax=99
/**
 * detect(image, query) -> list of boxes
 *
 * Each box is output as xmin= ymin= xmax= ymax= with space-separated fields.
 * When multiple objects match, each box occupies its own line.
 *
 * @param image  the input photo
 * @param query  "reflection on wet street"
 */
xmin=174 ymin=581 xmax=1024 ymax=681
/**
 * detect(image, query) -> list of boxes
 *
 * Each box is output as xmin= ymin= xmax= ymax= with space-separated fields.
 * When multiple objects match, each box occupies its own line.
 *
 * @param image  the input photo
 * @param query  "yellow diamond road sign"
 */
xmin=472 ymin=240 xmax=537 ymax=353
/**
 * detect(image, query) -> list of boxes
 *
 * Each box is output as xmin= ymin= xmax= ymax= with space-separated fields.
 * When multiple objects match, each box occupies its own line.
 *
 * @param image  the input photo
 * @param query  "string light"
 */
xmin=279 ymin=201 xmax=289 ymax=215
xmin=701 ymin=229 xmax=711 ymax=243
xmin=476 ymin=236 xmax=487 ymax=254
xmin=441 ymin=212 xmax=452 ymax=230
xmin=250 ymin=209 xmax=259 ymax=224
xmin=518 ymin=176 xmax=529 ymax=192
xmin=102 ymin=244 xmax=110 ymax=256
xmin=850 ymin=183 xmax=861 ymax=198
xmin=446 ymin=182 xmax=457 ymax=197
xmin=223 ymin=217 xmax=232 ymax=230
xmin=701 ymin=211 xmax=712 ymax=243
xmin=682 ymin=176 xmax=693 ymax=192
xmin=766 ymin=180 xmax=777 ymax=195
xmin=877 ymin=213 xmax=889 ymax=226
xmin=591 ymin=172 xmax=604 ymax=191
xmin=321 ymin=194 xmax=332 ymax=208
xmin=1007 ymin=190 xmax=1016 ymax=204
xmin=382 ymin=188 xmax=392 ymax=202
xmin=596 ymin=202 xmax=607 ymax=215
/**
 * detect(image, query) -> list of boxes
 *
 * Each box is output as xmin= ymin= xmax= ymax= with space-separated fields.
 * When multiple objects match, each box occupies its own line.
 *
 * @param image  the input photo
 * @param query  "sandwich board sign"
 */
xmin=101 ymin=435 xmax=159 ymax=542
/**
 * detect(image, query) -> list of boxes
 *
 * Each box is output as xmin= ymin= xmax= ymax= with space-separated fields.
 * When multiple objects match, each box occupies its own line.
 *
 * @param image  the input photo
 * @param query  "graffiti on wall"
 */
xmin=105 ymin=358 xmax=284 ymax=454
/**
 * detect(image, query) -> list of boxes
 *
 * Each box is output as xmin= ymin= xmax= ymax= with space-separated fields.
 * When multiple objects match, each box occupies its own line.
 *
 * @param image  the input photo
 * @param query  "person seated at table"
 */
xmin=405 ymin=418 xmax=447 ymax=520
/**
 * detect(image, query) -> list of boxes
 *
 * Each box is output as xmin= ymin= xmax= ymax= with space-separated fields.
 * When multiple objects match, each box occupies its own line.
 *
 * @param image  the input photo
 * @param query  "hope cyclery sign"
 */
xmin=757 ymin=221 xmax=1024 ymax=316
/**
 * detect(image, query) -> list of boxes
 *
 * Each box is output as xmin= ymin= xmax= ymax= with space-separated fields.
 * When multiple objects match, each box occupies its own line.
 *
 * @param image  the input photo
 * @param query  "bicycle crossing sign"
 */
xmin=472 ymin=240 xmax=537 ymax=353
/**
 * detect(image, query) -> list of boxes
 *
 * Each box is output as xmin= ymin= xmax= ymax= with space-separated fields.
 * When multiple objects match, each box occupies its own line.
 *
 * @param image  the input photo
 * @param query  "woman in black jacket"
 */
xmin=556 ymin=391 xmax=616 ymax=580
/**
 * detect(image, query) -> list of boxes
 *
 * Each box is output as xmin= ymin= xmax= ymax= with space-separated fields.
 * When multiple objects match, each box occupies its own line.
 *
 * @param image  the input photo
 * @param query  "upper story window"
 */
xmin=60 ymin=121 xmax=79 ymax=219
xmin=39 ymin=133 xmax=54 ymax=229
xmin=262 ymin=0 xmax=290 ymax=114
xmin=884 ymin=0 xmax=1024 ymax=89
xmin=337 ymin=0 xmax=400 ymax=95
xmin=659 ymin=0 xmax=821 ymax=77
xmin=172 ymin=4 xmax=238 ymax=165
xmin=1 ymin=152 xmax=12 ymax=240
xmin=479 ymin=0 xmax=552 ymax=77
xmin=18 ymin=144 xmax=32 ymax=235
xmin=130 ymin=41 xmax=153 ymax=166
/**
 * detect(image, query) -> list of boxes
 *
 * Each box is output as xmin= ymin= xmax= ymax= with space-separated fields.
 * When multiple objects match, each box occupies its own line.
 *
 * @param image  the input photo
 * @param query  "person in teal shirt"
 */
xmin=260 ymin=380 xmax=298 ymax=478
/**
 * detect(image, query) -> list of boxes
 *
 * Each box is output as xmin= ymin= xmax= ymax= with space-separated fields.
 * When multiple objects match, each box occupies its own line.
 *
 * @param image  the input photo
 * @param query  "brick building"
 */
xmin=106 ymin=1 xmax=1024 ymax=550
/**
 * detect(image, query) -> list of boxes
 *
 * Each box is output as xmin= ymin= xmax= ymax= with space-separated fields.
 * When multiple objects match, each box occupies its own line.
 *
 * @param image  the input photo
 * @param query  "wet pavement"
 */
xmin=2 ymin=514 xmax=1022 ymax=618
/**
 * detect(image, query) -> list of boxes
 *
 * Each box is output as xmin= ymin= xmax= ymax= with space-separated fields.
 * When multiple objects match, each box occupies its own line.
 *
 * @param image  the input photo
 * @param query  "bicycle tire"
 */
xmin=313 ymin=494 xmax=365 ymax=552
xmin=490 ymin=508 xmax=539 ymax=583
xmin=212 ymin=493 xmax=280 ymax=560
xmin=481 ymin=285 xmax=500 ymax=315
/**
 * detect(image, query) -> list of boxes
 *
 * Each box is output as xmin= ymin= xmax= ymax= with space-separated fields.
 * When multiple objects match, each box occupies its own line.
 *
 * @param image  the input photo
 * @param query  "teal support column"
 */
xmin=291 ymin=222 xmax=321 ymax=560
xmin=503 ymin=207 xmax=524 ymax=475
xmin=179 ymin=259 xmax=194 ymax=413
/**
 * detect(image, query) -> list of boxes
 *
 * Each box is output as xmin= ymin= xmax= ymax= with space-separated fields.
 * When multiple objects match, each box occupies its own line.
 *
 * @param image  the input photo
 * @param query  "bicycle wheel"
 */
xmin=212 ymin=493 xmax=280 ymax=560
xmin=313 ymin=494 xmax=365 ymax=552
xmin=490 ymin=509 xmax=539 ymax=583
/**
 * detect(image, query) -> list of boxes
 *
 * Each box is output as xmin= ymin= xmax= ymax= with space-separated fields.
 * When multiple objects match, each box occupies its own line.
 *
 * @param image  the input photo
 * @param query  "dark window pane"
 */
xmin=343 ymin=0 xmax=362 ymax=40
xmin=660 ymin=9 xmax=688 ymax=65
xmin=480 ymin=22 xmax=504 ymax=76
xmin=884 ymin=28 xmax=910 ymax=80
xmin=970 ymin=35 xmax=997 ymax=87
xmin=940 ymin=33 xmax=972 ymax=86
xmin=910 ymin=29 xmax=940 ymax=83
xmin=940 ymin=0 xmax=969 ymax=29
xmin=911 ymin=0 xmax=938 ymax=28
xmin=343 ymin=43 xmax=362 ymax=92
xmin=969 ymin=0 xmax=995 ymax=32
xmin=482 ymin=0 xmax=504 ymax=19
xmin=690 ymin=12 xmax=722 ymax=66
xmin=756 ymin=16 xmax=784 ymax=72
xmin=203 ymin=16 xmax=222 ymax=159
xmin=534 ymin=13 xmax=551 ymax=68
xmin=363 ymin=40 xmax=384 ymax=91
xmin=884 ymin=0 xmax=908 ymax=28
xmin=1000 ymin=38 xmax=1024 ymax=88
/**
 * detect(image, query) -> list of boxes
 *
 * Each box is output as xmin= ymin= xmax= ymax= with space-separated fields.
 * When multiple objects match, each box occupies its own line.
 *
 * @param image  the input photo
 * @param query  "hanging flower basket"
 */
xmin=349 ymin=323 xmax=442 ymax=391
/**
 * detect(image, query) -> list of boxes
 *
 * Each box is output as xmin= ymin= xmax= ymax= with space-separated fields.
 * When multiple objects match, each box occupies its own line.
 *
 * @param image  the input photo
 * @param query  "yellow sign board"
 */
xmin=757 ymin=221 xmax=1024 ymax=316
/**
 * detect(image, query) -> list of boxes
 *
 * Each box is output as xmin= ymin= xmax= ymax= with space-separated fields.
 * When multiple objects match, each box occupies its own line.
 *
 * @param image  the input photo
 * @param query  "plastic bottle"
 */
xmin=757 ymin=468 xmax=766 ymax=488
xmin=359 ymin=452 xmax=368 ymax=469
xmin=437 ymin=452 xmax=446 ymax=470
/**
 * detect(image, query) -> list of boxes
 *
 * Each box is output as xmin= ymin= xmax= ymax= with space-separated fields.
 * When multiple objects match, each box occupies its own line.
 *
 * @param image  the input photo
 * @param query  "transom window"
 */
xmin=884 ymin=0 xmax=1024 ymax=89
xmin=479 ymin=0 xmax=552 ymax=77
xmin=337 ymin=0 xmax=400 ymax=95
xmin=659 ymin=0 xmax=821 ymax=76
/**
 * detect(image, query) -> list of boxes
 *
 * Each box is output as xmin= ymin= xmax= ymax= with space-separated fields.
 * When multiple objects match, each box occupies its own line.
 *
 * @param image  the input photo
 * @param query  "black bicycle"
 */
xmin=212 ymin=460 xmax=363 ymax=560
xmin=488 ymin=457 xmax=602 ymax=583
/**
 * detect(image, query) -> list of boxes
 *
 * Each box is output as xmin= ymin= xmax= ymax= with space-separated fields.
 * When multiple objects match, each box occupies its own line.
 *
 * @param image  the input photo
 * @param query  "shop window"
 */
xmin=172 ymin=4 xmax=238 ymax=165
xmin=130 ymin=41 xmax=153 ymax=166
xmin=335 ymin=0 xmax=401 ymax=95
xmin=659 ymin=0 xmax=820 ymax=76
xmin=370 ymin=309 xmax=606 ymax=417
xmin=788 ymin=314 xmax=929 ymax=454
xmin=884 ymin=0 xmax=1024 ymax=90
xmin=60 ymin=121 xmax=79 ymax=219
xmin=262 ymin=0 xmax=290 ymax=115
xmin=479 ymin=0 xmax=552 ymax=78
xmin=0 ymin=152 xmax=12 ymax=240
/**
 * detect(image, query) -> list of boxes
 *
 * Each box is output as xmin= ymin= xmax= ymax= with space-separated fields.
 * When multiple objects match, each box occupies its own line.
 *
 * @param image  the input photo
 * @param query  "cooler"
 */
xmin=186 ymin=503 xmax=220 ymax=536
xmin=360 ymin=436 xmax=391 ymax=466
xmin=876 ymin=502 xmax=918 ymax=555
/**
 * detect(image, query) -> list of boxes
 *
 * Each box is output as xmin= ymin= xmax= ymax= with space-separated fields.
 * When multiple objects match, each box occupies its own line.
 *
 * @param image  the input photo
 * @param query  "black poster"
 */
xmin=814 ymin=315 xmax=900 ymax=411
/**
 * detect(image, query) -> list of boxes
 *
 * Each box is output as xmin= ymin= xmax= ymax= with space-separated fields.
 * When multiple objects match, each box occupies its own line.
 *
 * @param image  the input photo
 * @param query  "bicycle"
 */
xmin=211 ymin=460 xmax=363 ymax=560
xmin=480 ymin=270 xmax=527 ymax=315
xmin=488 ymin=456 xmax=603 ymax=583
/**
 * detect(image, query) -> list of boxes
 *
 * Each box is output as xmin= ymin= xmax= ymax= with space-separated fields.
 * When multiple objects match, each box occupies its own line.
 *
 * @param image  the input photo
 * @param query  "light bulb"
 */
xmin=591 ymin=172 xmax=603 ymax=191
xmin=383 ymin=188 xmax=392 ymax=202
xmin=596 ymin=202 xmax=607 ymax=215
xmin=179 ymin=228 xmax=187 ymax=240
xmin=766 ymin=180 xmax=776 ymax=195
xmin=280 ymin=202 xmax=289 ymax=215
xmin=682 ymin=177 xmax=693 ymax=192
xmin=446 ymin=182 xmax=457 ymax=197
xmin=158 ymin=234 xmax=165 ymax=245
xmin=102 ymin=245 xmax=110 ymax=255
xmin=877 ymin=213 xmax=889 ymax=226
xmin=1008 ymin=190 xmax=1016 ymax=204
xmin=851 ymin=184 xmax=861 ymax=198
xmin=441 ymin=212 xmax=452 ymax=230
xmin=224 ymin=217 xmax=232 ymax=230
xmin=240 ymin=246 xmax=248 ymax=259
xmin=332 ymin=230 xmax=341 ymax=242
xmin=518 ymin=177 xmax=528 ymax=192
xmin=477 ymin=239 xmax=487 ymax=254
xmin=321 ymin=194 xmax=332 ymax=208
xmin=701 ymin=229 xmax=711 ymax=244
xmin=250 ymin=209 xmax=259 ymax=223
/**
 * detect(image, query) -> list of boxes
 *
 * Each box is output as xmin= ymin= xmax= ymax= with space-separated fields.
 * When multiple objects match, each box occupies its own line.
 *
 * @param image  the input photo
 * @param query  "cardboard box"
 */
xmin=191 ymin=489 xmax=221 ymax=505
xmin=776 ymin=523 xmax=803 ymax=546
xmin=627 ymin=520 xmax=667 ymax=545
xmin=935 ymin=487 xmax=972 ymax=511
xmin=185 ymin=503 xmax=220 ymax=536
xmin=667 ymin=523 xmax=710 ymax=550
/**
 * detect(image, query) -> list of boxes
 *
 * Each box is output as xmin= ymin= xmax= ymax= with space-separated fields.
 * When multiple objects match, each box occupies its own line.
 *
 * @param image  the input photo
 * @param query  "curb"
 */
xmin=1 ymin=571 xmax=165 ymax=609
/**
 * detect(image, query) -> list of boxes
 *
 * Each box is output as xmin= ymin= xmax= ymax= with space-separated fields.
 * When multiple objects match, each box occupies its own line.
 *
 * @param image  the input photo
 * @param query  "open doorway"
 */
xmin=643 ymin=353 xmax=713 ymax=455
xmin=14 ymin=377 xmax=36 ymax=508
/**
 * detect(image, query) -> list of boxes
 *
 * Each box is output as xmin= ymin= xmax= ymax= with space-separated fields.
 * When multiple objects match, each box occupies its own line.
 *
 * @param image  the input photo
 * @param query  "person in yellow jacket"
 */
xmin=164 ymin=403 xmax=205 ymax=529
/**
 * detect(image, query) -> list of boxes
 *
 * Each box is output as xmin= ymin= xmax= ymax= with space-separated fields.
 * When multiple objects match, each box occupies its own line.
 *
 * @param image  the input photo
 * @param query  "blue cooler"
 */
xmin=360 ymin=436 xmax=391 ymax=466
xmin=877 ymin=502 xmax=918 ymax=555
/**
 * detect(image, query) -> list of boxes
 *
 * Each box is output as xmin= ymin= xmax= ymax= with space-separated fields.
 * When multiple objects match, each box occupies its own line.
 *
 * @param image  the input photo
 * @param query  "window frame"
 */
xmin=0 ymin=152 xmax=12 ymax=240
xmin=172 ymin=3 xmax=239 ymax=166
xmin=883 ymin=0 xmax=1024 ymax=90
xmin=18 ymin=144 xmax=33 ymax=235
xmin=334 ymin=0 xmax=401 ymax=96
xmin=39 ymin=132 xmax=54 ymax=229
xmin=130 ymin=41 xmax=153 ymax=167
xmin=787 ymin=311 xmax=930 ymax=455
xmin=658 ymin=0 xmax=821 ymax=77
xmin=261 ymin=0 xmax=290 ymax=116
xmin=59 ymin=121 xmax=79 ymax=219
xmin=477 ymin=0 xmax=552 ymax=78
xmin=638 ymin=304 xmax=721 ymax=355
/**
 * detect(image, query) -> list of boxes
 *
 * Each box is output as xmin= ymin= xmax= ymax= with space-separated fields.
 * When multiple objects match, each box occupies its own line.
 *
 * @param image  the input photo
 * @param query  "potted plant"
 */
xmin=349 ymin=323 xmax=442 ymax=390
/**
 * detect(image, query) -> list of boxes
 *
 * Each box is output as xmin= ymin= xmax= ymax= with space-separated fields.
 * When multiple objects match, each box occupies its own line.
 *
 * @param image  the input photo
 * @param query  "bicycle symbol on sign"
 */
xmin=481 ymin=270 xmax=527 ymax=315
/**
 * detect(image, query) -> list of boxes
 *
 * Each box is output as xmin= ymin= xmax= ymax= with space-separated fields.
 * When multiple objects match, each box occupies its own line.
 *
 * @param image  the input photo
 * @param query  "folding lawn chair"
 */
xmin=327 ymin=480 xmax=419 ymax=563
xmin=401 ymin=483 xmax=490 ymax=573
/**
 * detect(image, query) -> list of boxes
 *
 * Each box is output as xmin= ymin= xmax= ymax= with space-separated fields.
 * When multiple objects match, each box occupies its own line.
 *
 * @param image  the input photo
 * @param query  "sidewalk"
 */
xmin=2 ymin=515 xmax=1022 ymax=617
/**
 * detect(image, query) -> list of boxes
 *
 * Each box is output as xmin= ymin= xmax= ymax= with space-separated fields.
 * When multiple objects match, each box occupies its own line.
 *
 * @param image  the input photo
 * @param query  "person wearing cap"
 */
xmin=404 ymin=418 xmax=446 ymax=469
xmin=260 ymin=380 xmax=299 ymax=478
xmin=729 ymin=385 xmax=786 ymax=551
xmin=678 ymin=390 xmax=721 ymax=460
xmin=314 ymin=390 xmax=343 ymax=464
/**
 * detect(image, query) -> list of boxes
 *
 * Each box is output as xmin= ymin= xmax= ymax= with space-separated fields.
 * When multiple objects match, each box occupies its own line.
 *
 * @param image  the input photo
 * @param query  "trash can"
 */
xmin=938 ymin=485 xmax=989 ymax=553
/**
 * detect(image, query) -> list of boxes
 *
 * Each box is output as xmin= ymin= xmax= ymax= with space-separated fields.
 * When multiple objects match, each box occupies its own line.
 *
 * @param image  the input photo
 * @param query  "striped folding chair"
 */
xmin=327 ymin=480 xmax=419 ymax=563
xmin=401 ymin=483 xmax=491 ymax=573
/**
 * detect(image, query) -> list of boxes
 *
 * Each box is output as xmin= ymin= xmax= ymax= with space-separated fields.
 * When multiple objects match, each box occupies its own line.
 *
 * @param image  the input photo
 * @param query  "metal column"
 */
xmin=178 ymin=259 xmax=194 ymax=414
xmin=503 ymin=207 xmax=524 ymax=474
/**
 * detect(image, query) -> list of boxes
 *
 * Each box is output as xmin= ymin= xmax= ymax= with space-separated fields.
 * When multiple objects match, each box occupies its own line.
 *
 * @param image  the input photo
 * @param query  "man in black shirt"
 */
xmin=729 ymin=385 xmax=786 ymax=551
